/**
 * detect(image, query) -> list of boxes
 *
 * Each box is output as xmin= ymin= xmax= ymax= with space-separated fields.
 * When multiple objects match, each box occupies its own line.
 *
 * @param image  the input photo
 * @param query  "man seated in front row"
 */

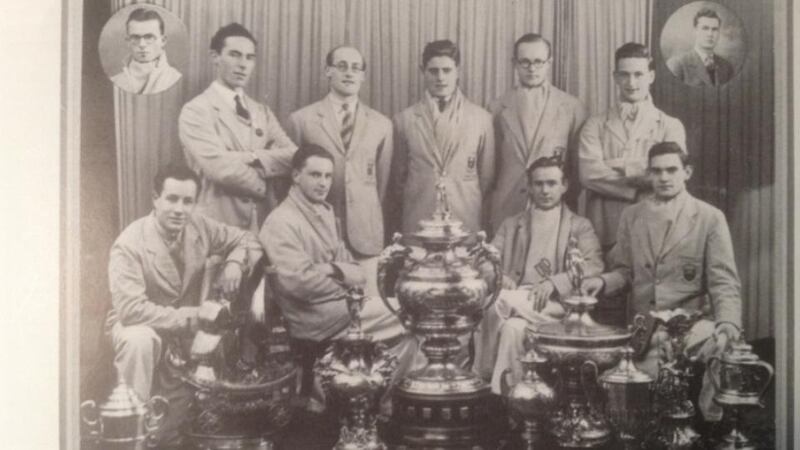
xmin=582 ymin=142 xmax=742 ymax=421
xmin=259 ymin=144 xmax=420 ymax=412
xmin=476 ymin=156 xmax=603 ymax=393
xmin=107 ymin=164 xmax=263 ymax=446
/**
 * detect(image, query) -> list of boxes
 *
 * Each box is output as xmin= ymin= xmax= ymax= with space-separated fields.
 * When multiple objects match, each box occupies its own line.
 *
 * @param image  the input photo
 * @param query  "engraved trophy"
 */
xmin=315 ymin=287 xmax=398 ymax=450
xmin=377 ymin=180 xmax=502 ymax=447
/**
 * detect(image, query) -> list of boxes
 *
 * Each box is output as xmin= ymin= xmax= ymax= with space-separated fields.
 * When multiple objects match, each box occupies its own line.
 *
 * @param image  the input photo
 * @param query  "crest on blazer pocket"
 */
xmin=682 ymin=262 xmax=698 ymax=282
xmin=467 ymin=156 xmax=476 ymax=169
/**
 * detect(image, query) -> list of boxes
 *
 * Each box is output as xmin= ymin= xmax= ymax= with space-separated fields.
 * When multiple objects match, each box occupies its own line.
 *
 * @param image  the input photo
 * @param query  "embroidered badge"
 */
xmin=535 ymin=259 xmax=553 ymax=278
xmin=552 ymin=147 xmax=566 ymax=162
xmin=683 ymin=263 xmax=697 ymax=282
xmin=255 ymin=128 xmax=264 ymax=137
xmin=467 ymin=156 xmax=476 ymax=170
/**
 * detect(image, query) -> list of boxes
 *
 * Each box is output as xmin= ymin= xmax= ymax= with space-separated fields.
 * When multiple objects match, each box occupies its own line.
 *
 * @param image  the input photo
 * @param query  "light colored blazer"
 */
xmin=578 ymin=102 xmax=686 ymax=247
xmin=601 ymin=193 xmax=742 ymax=328
xmin=179 ymin=84 xmax=297 ymax=231
xmin=491 ymin=205 xmax=603 ymax=296
xmin=106 ymin=213 xmax=262 ymax=333
xmin=287 ymin=99 xmax=393 ymax=256
xmin=392 ymin=96 xmax=495 ymax=234
xmin=666 ymin=50 xmax=735 ymax=87
xmin=110 ymin=54 xmax=182 ymax=95
xmin=488 ymin=86 xmax=586 ymax=233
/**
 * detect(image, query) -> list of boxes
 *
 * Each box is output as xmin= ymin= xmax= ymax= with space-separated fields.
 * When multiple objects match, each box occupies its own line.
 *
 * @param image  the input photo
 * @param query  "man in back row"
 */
xmin=180 ymin=23 xmax=297 ymax=233
xmin=287 ymin=45 xmax=393 ymax=296
xmin=488 ymin=33 xmax=585 ymax=232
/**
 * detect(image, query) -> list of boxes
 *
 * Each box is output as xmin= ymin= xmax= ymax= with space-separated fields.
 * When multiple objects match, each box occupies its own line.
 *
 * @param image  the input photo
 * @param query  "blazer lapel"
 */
xmin=143 ymin=216 xmax=182 ymax=297
xmin=603 ymin=110 xmax=628 ymax=146
xmin=179 ymin=222 xmax=205 ymax=298
xmin=317 ymin=102 xmax=346 ymax=155
xmin=412 ymin=102 xmax=441 ymax=167
xmin=554 ymin=205 xmax=573 ymax=271
xmin=206 ymin=86 xmax=250 ymax=153
xmin=348 ymin=103 xmax=369 ymax=152
xmin=498 ymin=92 xmax=528 ymax=164
xmin=689 ymin=51 xmax=713 ymax=86
xmin=659 ymin=196 xmax=699 ymax=257
xmin=527 ymin=91 xmax=559 ymax=167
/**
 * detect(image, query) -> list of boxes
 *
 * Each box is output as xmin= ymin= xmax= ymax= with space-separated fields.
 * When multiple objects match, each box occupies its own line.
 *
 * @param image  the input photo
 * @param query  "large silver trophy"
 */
xmin=377 ymin=181 xmax=502 ymax=447
xmin=315 ymin=288 xmax=398 ymax=450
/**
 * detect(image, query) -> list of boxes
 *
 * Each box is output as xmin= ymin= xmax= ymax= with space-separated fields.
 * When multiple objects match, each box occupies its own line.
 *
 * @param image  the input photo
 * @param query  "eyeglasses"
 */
xmin=331 ymin=62 xmax=365 ymax=73
xmin=127 ymin=34 xmax=159 ymax=44
xmin=515 ymin=58 xmax=550 ymax=69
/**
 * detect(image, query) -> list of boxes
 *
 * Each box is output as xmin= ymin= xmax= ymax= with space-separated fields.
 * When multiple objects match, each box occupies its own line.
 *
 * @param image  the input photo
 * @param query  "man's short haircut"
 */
xmin=513 ymin=33 xmax=552 ymax=60
xmin=210 ymin=23 xmax=257 ymax=53
xmin=126 ymin=7 xmax=165 ymax=35
xmin=694 ymin=7 xmax=722 ymax=27
xmin=526 ymin=155 xmax=566 ymax=181
xmin=614 ymin=42 xmax=655 ymax=71
xmin=422 ymin=40 xmax=460 ymax=67
xmin=291 ymin=144 xmax=335 ymax=171
xmin=153 ymin=163 xmax=201 ymax=196
xmin=325 ymin=45 xmax=368 ymax=72
xmin=648 ymin=142 xmax=691 ymax=167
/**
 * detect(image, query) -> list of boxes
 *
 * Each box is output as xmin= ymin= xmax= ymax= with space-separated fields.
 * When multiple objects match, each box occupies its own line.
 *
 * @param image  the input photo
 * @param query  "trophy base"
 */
xmin=550 ymin=402 xmax=612 ymax=449
xmin=388 ymin=376 xmax=492 ymax=449
xmin=716 ymin=428 xmax=756 ymax=450
xmin=184 ymin=431 xmax=277 ymax=450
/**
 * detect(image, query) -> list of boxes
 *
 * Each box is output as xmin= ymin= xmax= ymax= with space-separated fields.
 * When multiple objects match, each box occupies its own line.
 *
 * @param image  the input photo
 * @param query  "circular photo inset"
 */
xmin=99 ymin=4 xmax=188 ymax=95
xmin=660 ymin=1 xmax=746 ymax=87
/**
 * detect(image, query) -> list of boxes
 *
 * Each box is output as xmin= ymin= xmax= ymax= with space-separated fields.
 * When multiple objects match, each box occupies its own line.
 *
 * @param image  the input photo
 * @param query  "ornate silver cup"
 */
xmin=80 ymin=375 xmax=169 ymax=449
xmin=376 ymin=182 xmax=501 ymax=447
xmin=316 ymin=288 xmax=398 ymax=450
xmin=500 ymin=348 xmax=557 ymax=449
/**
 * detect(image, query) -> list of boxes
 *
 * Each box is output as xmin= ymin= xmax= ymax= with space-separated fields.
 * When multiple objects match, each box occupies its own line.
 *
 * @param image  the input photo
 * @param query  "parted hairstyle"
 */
xmin=694 ymin=7 xmax=722 ymax=27
xmin=648 ymin=141 xmax=691 ymax=167
xmin=526 ymin=155 xmax=566 ymax=181
xmin=210 ymin=23 xmax=257 ymax=53
xmin=153 ymin=163 xmax=201 ymax=196
xmin=126 ymin=8 xmax=165 ymax=35
xmin=422 ymin=39 xmax=460 ymax=67
xmin=513 ymin=33 xmax=552 ymax=60
xmin=614 ymin=42 xmax=654 ymax=71
xmin=326 ymin=45 xmax=367 ymax=72
xmin=291 ymin=144 xmax=335 ymax=171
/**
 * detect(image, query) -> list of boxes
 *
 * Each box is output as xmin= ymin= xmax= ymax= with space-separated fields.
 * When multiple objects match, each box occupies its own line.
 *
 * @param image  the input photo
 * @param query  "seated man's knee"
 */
xmin=500 ymin=317 xmax=528 ymax=339
xmin=113 ymin=324 xmax=162 ymax=359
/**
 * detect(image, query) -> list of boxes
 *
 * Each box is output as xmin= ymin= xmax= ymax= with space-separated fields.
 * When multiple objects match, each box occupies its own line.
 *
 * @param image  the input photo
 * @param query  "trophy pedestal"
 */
xmin=389 ymin=365 xmax=492 ymax=448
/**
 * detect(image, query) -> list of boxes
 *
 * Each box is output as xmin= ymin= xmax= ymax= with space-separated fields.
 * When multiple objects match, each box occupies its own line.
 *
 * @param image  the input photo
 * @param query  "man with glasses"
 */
xmin=488 ymin=33 xmax=585 ymax=233
xmin=179 ymin=23 xmax=297 ymax=232
xmin=286 ymin=46 xmax=393 ymax=296
xmin=111 ymin=7 xmax=182 ymax=95
xmin=391 ymin=39 xmax=495 ymax=235
xmin=579 ymin=43 xmax=686 ymax=252
xmin=666 ymin=7 xmax=735 ymax=87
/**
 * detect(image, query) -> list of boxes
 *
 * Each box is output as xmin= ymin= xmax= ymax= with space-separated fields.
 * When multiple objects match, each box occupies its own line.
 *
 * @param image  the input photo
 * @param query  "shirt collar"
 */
xmin=151 ymin=211 xmax=184 ymax=246
xmin=617 ymin=95 xmax=654 ymax=119
xmin=694 ymin=46 xmax=715 ymax=66
xmin=288 ymin=185 xmax=333 ymax=213
xmin=327 ymin=92 xmax=359 ymax=112
xmin=212 ymin=80 xmax=246 ymax=111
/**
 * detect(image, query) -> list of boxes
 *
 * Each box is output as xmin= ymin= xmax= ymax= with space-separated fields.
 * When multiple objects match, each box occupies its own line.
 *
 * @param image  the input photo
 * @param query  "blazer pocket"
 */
xmin=462 ymin=154 xmax=479 ymax=181
xmin=674 ymin=255 xmax=703 ymax=287
xmin=363 ymin=160 xmax=377 ymax=185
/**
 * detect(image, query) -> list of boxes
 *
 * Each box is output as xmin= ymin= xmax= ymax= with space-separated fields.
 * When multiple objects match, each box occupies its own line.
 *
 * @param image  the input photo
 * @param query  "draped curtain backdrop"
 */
xmin=111 ymin=0 xmax=651 ymax=224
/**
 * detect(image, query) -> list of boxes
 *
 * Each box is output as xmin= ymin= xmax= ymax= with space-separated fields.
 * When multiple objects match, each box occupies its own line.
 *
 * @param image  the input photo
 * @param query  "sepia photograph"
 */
xmin=37 ymin=0 xmax=798 ymax=448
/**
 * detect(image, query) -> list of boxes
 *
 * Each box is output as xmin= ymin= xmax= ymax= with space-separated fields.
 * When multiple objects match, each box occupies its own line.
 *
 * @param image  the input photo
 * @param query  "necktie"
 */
xmin=621 ymin=103 xmax=638 ymax=134
xmin=340 ymin=103 xmax=354 ymax=149
xmin=703 ymin=55 xmax=717 ymax=85
xmin=437 ymin=96 xmax=448 ymax=113
xmin=166 ymin=236 xmax=185 ymax=278
xmin=234 ymin=94 xmax=250 ymax=121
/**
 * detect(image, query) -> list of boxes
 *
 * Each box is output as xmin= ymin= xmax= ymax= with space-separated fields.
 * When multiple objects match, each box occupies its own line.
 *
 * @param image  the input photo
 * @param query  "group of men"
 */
xmin=106 ymin=11 xmax=742 ymax=447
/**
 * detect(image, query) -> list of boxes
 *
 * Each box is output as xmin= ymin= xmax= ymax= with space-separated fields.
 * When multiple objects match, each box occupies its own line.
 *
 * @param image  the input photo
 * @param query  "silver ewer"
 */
xmin=315 ymin=288 xmax=398 ymax=450
xmin=500 ymin=348 xmax=557 ymax=449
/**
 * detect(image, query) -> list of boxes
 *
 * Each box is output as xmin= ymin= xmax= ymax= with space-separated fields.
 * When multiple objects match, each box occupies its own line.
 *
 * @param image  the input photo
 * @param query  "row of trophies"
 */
xmin=80 ymin=183 xmax=773 ymax=449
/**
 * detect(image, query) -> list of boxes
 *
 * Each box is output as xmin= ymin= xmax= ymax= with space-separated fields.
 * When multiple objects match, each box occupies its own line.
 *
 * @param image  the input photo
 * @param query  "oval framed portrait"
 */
xmin=660 ymin=1 xmax=747 ymax=88
xmin=98 ymin=4 xmax=188 ymax=95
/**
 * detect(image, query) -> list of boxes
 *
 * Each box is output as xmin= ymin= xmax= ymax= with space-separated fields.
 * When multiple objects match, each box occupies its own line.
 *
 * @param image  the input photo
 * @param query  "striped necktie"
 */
xmin=341 ymin=103 xmax=354 ymax=149
xmin=234 ymin=94 xmax=250 ymax=121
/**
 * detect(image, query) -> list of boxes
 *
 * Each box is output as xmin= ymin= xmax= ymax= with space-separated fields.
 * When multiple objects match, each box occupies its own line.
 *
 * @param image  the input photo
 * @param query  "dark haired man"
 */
xmin=582 ymin=142 xmax=741 ymax=421
xmin=259 ymin=144 xmax=420 ymax=411
xmin=179 ymin=23 xmax=297 ymax=233
xmin=488 ymin=33 xmax=586 ymax=232
xmin=481 ymin=156 xmax=602 ymax=393
xmin=111 ymin=7 xmax=182 ymax=94
xmin=106 ymin=163 xmax=262 ymax=445
xmin=286 ymin=46 xmax=392 ymax=296
xmin=667 ymin=8 xmax=735 ymax=86
xmin=391 ymin=39 xmax=495 ymax=234
xmin=579 ymin=42 xmax=686 ymax=251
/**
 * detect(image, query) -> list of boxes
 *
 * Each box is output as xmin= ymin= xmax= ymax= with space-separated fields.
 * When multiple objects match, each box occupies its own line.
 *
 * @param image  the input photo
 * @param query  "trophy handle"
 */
xmin=376 ymin=233 xmax=411 ymax=328
xmin=79 ymin=400 xmax=101 ymax=439
xmin=707 ymin=356 xmax=721 ymax=392
xmin=754 ymin=360 xmax=775 ymax=406
xmin=143 ymin=395 xmax=170 ymax=444
xmin=470 ymin=231 xmax=502 ymax=311
xmin=580 ymin=360 xmax=603 ymax=414
xmin=500 ymin=368 xmax=513 ymax=397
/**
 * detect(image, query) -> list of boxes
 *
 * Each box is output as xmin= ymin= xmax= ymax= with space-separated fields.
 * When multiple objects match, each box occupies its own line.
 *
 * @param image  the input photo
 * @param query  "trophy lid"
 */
xmin=412 ymin=179 xmax=470 ymax=244
xmin=600 ymin=347 xmax=653 ymax=384
xmin=532 ymin=295 xmax=631 ymax=342
xmin=100 ymin=376 xmax=148 ymax=417
xmin=721 ymin=338 xmax=760 ymax=364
